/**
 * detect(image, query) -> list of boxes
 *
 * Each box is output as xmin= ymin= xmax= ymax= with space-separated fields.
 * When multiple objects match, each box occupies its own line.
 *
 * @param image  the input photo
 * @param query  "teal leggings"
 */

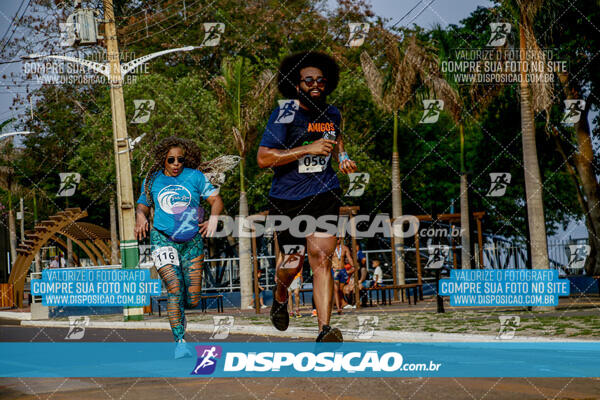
xmin=151 ymin=229 xmax=204 ymax=342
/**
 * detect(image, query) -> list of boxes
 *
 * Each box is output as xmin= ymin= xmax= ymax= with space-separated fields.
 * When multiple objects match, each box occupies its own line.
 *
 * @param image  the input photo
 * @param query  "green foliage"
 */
xmin=1 ymin=0 xmax=593 ymax=244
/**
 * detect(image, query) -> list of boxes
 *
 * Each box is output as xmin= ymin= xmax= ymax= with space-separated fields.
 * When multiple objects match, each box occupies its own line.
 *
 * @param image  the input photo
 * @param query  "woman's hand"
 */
xmin=135 ymin=213 xmax=149 ymax=241
xmin=199 ymin=215 xmax=219 ymax=237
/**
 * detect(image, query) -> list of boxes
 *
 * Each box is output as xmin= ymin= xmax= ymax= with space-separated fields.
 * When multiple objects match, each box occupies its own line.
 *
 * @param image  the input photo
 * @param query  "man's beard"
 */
xmin=297 ymin=87 xmax=328 ymax=115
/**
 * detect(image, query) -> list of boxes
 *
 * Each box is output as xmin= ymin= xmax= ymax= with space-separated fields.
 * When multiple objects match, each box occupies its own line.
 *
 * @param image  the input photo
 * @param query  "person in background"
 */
xmin=372 ymin=259 xmax=384 ymax=287
xmin=49 ymin=256 xmax=59 ymax=269
xmin=248 ymin=269 xmax=267 ymax=309
xmin=332 ymin=237 xmax=354 ymax=313
xmin=288 ymin=270 xmax=303 ymax=318
xmin=355 ymin=242 xmax=366 ymax=270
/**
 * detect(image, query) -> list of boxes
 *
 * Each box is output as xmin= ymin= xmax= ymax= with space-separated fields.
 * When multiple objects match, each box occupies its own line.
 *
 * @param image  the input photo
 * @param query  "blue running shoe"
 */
xmin=174 ymin=339 xmax=193 ymax=359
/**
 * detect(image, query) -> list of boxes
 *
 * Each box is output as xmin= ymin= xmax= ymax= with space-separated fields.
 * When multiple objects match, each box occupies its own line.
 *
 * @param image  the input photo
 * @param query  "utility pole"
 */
xmin=19 ymin=198 xmax=24 ymax=242
xmin=103 ymin=0 xmax=142 ymax=321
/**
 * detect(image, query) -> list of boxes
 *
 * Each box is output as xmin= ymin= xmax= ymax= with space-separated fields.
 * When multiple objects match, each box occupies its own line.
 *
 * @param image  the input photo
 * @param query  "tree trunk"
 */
xmin=239 ymin=191 xmax=253 ymax=309
xmin=519 ymin=25 xmax=550 ymax=303
xmin=460 ymin=174 xmax=472 ymax=269
xmin=556 ymin=74 xmax=600 ymax=275
xmin=459 ymin=124 xmax=471 ymax=269
xmin=110 ymin=196 xmax=119 ymax=264
xmin=573 ymin=116 xmax=600 ymax=274
xmin=391 ymin=110 xmax=405 ymax=285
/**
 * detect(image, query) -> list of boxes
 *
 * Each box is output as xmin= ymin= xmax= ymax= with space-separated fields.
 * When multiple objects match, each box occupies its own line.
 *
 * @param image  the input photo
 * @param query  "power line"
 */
xmin=0 ymin=0 xmax=32 ymax=54
xmin=390 ymin=0 xmax=423 ymax=29
xmin=407 ymin=0 xmax=436 ymax=25
xmin=0 ymin=0 xmax=26 ymax=46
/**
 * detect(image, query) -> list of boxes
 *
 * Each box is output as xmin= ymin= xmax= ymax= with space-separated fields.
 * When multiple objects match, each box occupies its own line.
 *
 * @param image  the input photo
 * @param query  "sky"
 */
xmin=0 ymin=0 xmax=494 ymax=123
xmin=0 ymin=0 xmax=588 ymax=240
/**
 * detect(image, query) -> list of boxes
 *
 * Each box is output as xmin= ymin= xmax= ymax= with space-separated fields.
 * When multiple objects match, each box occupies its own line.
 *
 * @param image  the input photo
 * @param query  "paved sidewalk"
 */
xmin=4 ymin=295 xmax=600 ymax=342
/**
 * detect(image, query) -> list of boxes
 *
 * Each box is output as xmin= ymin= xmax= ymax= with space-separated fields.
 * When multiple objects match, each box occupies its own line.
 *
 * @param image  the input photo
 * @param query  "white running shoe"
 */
xmin=343 ymin=304 xmax=353 ymax=310
xmin=247 ymin=305 xmax=254 ymax=309
xmin=174 ymin=339 xmax=193 ymax=359
xmin=261 ymin=305 xmax=267 ymax=309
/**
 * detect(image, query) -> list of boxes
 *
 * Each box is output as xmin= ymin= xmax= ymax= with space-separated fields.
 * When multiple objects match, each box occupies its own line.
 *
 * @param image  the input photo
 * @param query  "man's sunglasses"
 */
xmin=300 ymin=77 xmax=327 ymax=87
xmin=167 ymin=156 xmax=185 ymax=164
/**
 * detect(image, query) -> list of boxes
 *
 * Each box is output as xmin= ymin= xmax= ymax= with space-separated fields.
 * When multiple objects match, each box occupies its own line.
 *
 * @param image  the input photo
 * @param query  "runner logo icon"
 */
xmin=191 ymin=345 xmax=222 ymax=375
xmin=65 ymin=316 xmax=89 ymax=340
xmin=424 ymin=245 xmax=449 ymax=269
xmin=497 ymin=316 xmax=520 ymax=339
xmin=487 ymin=23 xmax=511 ymax=47
xmin=345 ymin=173 xmax=370 ymax=197
xmin=562 ymin=100 xmax=585 ymax=124
xmin=201 ymin=23 xmax=225 ymax=46
xmin=131 ymin=99 xmax=155 ymax=124
xmin=346 ymin=23 xmax=369 ymax=47
xmin=419 ymin=100 xmax=444 ymax=124
xmin=210 ymin=316 xmax=234 ymax=340
xmin=486 ymin=172 xmax=511 ymax=197
xmin=567 ymin=244 xmax=590 ymax=270
xmin=355 ymin=316 xmax=378 ymax=339
xmin=275 ymin=100 xmax=299 ymax=124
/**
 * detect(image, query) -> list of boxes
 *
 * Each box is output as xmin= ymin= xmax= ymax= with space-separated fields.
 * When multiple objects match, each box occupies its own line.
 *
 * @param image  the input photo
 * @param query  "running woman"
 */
xmin=135 ymin=137 xmax=223 ymax=359
xmin=257 ymin=52 xmax=357 ymax=342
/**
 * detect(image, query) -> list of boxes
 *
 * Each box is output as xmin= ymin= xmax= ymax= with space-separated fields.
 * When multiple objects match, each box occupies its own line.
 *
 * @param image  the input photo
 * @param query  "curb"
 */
xmin=19 ymin=319 xmax=593 ymax=342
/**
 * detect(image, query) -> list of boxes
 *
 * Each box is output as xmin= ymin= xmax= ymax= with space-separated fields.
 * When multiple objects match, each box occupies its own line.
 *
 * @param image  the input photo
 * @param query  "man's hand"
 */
xmin=199 ymin=215 xmax=219 ymax=237
xmin=339 ymin=159 xmax=357 ymax=174
xmin=135 ymin=213 xmax=149 ymax=241
xmin=304 ymin=139 xmax=337 ymax=156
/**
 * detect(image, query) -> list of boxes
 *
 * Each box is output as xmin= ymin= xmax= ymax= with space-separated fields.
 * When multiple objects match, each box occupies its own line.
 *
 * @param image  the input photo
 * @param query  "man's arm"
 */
xmin=257 ymin=139 xmax=336 ymax=168
xmin=333 ymin=113 xmax=357 ymax=174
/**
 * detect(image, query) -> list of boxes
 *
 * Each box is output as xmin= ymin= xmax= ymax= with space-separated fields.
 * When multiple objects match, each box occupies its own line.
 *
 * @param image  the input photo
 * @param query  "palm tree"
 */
xmin=432 ymin=25 xmax=508 ymax=269
xmin=361 ymin=31 xmax=459 ymax=282
xmin=0 ymin=119 xmax=24 ymax=267
xmin=212 ymin=57 xmax=276 ymax=308
xmin=509 ymin=0 xmax=553 ymax=273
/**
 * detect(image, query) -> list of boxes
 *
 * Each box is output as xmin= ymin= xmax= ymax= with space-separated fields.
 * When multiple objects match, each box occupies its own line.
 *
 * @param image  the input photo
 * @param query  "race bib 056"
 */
xmin=152 ymin=246 xmax=180 ymax=269
xmin=298 ymin=154 xmax=330 ymax=173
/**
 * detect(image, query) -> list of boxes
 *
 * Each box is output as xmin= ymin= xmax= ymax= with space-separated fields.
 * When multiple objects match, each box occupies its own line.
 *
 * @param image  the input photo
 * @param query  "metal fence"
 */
xmin=28 ymin=237 xmax=590 ymax=294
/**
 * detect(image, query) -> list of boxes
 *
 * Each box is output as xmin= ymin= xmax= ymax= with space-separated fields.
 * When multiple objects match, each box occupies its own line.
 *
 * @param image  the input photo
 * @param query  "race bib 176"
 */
xmin=152 ymin=246 xmax=180 ymax=269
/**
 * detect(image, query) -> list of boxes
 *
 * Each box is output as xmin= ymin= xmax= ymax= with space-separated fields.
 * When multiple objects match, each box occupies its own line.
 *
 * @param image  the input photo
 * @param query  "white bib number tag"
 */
xmin=152 ymin=246 xmax=180 ymax=269
xmin=299 ymin=154 xmax=329 ymax=173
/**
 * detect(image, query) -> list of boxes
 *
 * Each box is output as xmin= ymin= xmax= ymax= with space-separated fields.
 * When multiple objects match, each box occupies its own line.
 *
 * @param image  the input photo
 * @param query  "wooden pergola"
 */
xmin=389 ymin=211 xmax=486 ymax=300
xmin=6 ymin=208 xmax=115 ymax=308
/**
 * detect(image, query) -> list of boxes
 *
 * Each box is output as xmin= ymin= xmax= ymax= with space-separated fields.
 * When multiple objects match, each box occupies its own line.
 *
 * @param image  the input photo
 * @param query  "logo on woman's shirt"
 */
xmin=157 ymin=185 xmax=192 ymax=214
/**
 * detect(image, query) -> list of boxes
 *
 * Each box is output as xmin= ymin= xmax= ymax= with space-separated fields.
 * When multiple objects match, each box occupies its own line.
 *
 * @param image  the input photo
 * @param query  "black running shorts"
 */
xmin=268 ymin=189 xmax=342 ymax=253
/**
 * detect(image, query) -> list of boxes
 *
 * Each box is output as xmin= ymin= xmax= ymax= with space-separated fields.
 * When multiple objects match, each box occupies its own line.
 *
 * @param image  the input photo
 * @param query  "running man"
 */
xmin=257 ymin=51 xmax=357 ymax=342
xmin=135 ymin=137 xmax=223 ymax=359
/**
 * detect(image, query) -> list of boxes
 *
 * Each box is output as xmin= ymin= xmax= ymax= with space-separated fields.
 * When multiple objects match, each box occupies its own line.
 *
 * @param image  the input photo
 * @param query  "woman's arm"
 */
xmin=135 ymin=203 xmax=151 ymax=241
xmin=199 ymin=193 xmax=224 ymax=237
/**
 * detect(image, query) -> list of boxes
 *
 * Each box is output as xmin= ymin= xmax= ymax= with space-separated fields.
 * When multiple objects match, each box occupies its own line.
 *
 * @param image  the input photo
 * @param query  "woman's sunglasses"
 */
xmin=167 ymin=156 xmax=185 ymax=164
xmin=300 ymin=77 xmax=327 ymax=87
